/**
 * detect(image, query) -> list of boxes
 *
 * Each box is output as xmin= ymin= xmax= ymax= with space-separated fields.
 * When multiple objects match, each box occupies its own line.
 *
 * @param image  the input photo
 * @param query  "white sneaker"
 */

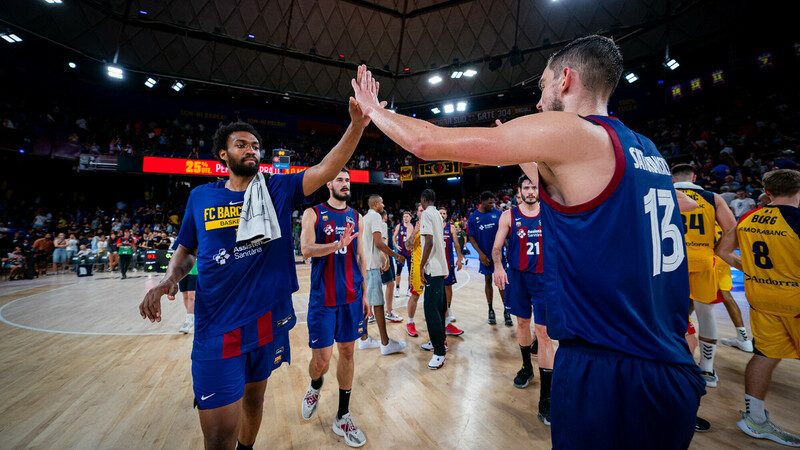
xmin=428 ymin=354 xmax=446 ymax=370
xmin=332 ymin=413 xmax=366 ymax=447
xmin=421 ymin=341 xmax=434 ymax=351
xmin=702 ymin=370 xmax=719 ymax=388
xmin=406 ymin=287 xmax=411 ymax=297
xmin=380 ymin=339 xmax=407 ymax=355
xmin=385 ymin=311 xmax=403 ymax=323
xmin=301 ymin=380 xmax=322 ymax=420
xmin=179 ymin=319 xmax=193 ymax=334
xmin=358 ymin=336 xmax=381 ymax=350
xmin=721 ymin=337 xmax=754 ymax=353
xmin=736 ymin=410 xmax=800 ymax=447
xmin=366 ymin=315 xmax=376 ymax=324
xmin=394 ymin=289 xmax=400 ymax=298
xmin=446 ymin=314 xmax=457 ymax=323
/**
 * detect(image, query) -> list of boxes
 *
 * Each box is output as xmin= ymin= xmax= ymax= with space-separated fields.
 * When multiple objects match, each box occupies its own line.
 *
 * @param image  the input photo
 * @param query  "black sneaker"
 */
xmin=531 ymin=338 xmax=538 ymax=356
xmin=538 ymin=398 xmax=551 ymax=426
xmin=695 ymin=416 xmax=711 ymax=432
xmin=488 ymin=309 xmax=496 ymax=325
xmin=504 ymin=311 xmax=513 ymax=326
xmin=513 ymin=367 xmax=534 ymax=388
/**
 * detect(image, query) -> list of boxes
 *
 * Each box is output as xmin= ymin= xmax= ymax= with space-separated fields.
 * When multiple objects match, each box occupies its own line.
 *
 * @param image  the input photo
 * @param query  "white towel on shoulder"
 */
xmin=236 ymin=173 xmax=282 ymax=244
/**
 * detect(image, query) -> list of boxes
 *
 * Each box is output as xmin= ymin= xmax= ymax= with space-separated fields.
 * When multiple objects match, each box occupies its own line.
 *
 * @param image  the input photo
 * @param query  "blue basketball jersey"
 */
xmin=467 ymin=208 xmax=502 ymax=258
xmin=539 ymin=115 xmax=693 ymax=365
xmin=396 ymin=224 xmax=411 ymax=258
xmin=507 ymin=206 xmax=543 ymax=273
xmin=309 ymin=203 xmax=364 ymax=308
xmin=443 ymin=223 xmax=455 ymax=271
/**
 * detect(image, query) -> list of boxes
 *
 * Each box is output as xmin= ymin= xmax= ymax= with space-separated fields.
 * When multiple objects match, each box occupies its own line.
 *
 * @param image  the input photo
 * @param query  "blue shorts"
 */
xmin=53 ymin=248 xmax=68 ymax=263
xmin=365 ymin=269 xmax=384 ymax=306
xmin=395 ymin=254 xmax=411 ymax=274
xmin=478 ymin=256 xmax=506 ymax=276
xmin=444 ymin=265 xmax=456 ymax=286
xmin=551 ymin=341 xmax=705 ymax=450
xmin=307 ymin=297 xmax=366 ymax=348
xmin=381 ymin=263 xmax=395 ymax=285
xmin=192 ymin=330 xmax=291 ymax=410
xmin=504 ymin=269 xmax=546 ymax=324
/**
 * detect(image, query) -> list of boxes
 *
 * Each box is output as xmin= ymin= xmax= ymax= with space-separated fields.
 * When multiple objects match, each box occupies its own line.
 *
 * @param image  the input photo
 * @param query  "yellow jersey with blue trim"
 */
xmin=675 ymin=182 xmax=716 ymax=272
xmin=736 ymin=205 xmax=800 ymax=317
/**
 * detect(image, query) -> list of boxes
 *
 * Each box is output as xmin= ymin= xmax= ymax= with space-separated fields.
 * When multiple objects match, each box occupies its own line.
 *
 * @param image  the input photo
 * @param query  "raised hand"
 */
xmin=350 ymin=64 xmax=386 ymax=118
xmin=336 ymin=223 xmax=358 ymax=250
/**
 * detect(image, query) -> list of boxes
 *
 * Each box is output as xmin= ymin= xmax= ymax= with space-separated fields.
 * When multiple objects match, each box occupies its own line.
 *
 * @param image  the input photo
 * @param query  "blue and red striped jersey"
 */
xmin=507 ymin=207 xmax=543 ymax=273
xmin=309 ymin=203 xmax=364 ymax=307
xmin=396 ymin=223 xmax=411 ymax=258
xmin=443 ymin=223 xmax=455 ymax=271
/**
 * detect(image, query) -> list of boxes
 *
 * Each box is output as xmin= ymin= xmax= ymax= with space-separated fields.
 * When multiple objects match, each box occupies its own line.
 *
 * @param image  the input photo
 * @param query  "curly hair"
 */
xmin=211 ymin=122 xmax=262 ymax=167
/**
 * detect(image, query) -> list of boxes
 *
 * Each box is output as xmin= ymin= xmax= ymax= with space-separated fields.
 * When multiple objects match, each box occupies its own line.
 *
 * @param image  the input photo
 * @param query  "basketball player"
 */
xmin=392 ymin=211 xmax=413 ymax=297
xmin=139 ymin=83 xmax=380 ymax=450
xmin=714 ymin=224 xmax=753 ymax=353
xmin=418 ymin=189 xmax=449 ymax=369
xmin=299 ymin=168 xmax=369 ymax=447
xmin=492 ymin=171 xmax=554 ymax=425
xmin=350 ymin=36 xmax=704 ymax=448
xmin=380 ymin=211 xmax=402 ymax=322
xmin=439 ymin=207 xmax=465 ymax=335
xmin=672 ymin=163 xmax=737 ymax=388
xmin=467 ymin=191 xmax=510 ymax=326
xmin=359 ymin=195 xmax=407 ymax=354
xmin=178 ymin=261 xmax=198 ymax=334
xmin=716 ymin=169 xmax=800 ymax=447
xmin=404 ymin=204 xmax=424 ymax=338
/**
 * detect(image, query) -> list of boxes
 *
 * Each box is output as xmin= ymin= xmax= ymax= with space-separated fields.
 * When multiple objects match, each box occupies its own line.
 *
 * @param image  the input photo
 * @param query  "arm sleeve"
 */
xmin=467 ymin=214 xmax=476 ymax=237
xmin=268 ymin=172 xmax=314 ymax=208
xmin=174 ymin=194 xmax=198 ymax=251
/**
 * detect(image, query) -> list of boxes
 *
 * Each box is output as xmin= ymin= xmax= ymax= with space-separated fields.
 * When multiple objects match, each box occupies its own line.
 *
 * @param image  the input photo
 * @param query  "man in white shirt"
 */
xmin=730 ymin=189 xmax=756 ymax=219
xmin=360 ymin=195 xmax=407 ymax=355
xmin=418 ymin=189 xmax=449 ymax=369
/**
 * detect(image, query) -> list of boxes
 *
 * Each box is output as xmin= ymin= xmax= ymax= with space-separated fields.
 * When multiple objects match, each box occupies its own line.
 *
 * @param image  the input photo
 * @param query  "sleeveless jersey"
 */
xmin=467 ymin=208 xmax=502 ymax=257
xmin=676 ymin=185 xmax=716 ymax=272
xmin=507 ymin=206 xmax=544 ymax=273
xmin=396 ymin=224 xmax=411 ymax=258
xmin=309 ymin=203 xmax=364 ymax=308
xmin=443 ymin=223 xmax=455 ymax=271
xmin=736 ymin=205 xmax=800 ymax=317
xmin=539 ymin=115 xmax=693 ymax=366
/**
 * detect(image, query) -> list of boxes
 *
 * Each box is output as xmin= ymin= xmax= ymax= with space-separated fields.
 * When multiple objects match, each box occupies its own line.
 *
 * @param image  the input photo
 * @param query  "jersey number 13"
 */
xmin=644 ymin=188 xmax=685 ymax=276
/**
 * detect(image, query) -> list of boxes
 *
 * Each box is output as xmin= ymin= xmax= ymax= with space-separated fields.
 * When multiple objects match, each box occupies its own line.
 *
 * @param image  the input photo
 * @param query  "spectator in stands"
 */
xmin=76 ymin=244 xmax=91 ymax=263
xmin=32 ymin=233 xmax=53 ymax=276
xmin=97 ymin=235 xmax=108 ymax=256
xmin=52 ymin=232 xmax=68 ymax=274
xmin=772 ymin=150 xmax=798 ymax=169
xmin=722 ymin=175 xmax=741 ymax=191
xmin=730 ymin=189 xmax=757 ymax=219
xmin=3 ymin=247 xmax=26 ymax=280
xmin=757 ymin=193 xmax=770 ymax=207
xmin=108 ymin=232 xmax=119 ymax=272
xmin=116 ymin=230 xmax=135 ymax=279
xmin=719 ymin=186 xmax=736 ymax=206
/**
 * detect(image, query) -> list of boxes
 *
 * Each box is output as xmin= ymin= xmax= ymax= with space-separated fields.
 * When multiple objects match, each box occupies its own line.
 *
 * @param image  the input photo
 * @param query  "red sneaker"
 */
xmin=445 ymin=323 xmax=464 ymax=336
xmin=406 ymin=322 xmax=419 ymax=337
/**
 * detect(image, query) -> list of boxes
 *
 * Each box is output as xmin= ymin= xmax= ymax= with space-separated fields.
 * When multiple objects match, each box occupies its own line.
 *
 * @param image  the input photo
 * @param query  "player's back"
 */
xmin=675 ymin=186 xmax=716 ymax=271
xmin=539 ymin=115 xmax=693 ymax=366
xmin=736 ymin=205 xmax=800 ymax=317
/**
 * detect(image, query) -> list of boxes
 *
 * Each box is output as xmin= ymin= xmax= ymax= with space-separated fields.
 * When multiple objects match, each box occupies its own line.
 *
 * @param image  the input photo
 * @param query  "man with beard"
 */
xmin=140 ymin=79 xmax=382 ymax=450
xmin=350 ymin=35 xmax=704 ymax=448
xmin=299 ymin=168 xmax=370 ymax=447
xmin=467 ymin=191 xmax=509 ymax=326
xmin=492 ymin=171 xmax=554 ymax=425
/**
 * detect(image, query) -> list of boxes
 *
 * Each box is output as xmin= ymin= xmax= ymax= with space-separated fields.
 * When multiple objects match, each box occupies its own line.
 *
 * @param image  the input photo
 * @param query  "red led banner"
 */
xmin=142 ymin=157 xmax=369 ymax=183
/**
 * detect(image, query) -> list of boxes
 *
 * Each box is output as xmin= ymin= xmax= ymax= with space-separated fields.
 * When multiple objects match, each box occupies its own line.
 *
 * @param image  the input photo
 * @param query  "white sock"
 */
xmin=408 ymin=318 xmax=414 ymax=324
xmin=187 ymin=314 xmax=194 ymax=322
xmin=736 ymin=327 xmax=748 ymax=341
xmin=745 ymin=394 xmax=767 ymax=423
xmin=699 ymin=341 xmax=716 ymax=373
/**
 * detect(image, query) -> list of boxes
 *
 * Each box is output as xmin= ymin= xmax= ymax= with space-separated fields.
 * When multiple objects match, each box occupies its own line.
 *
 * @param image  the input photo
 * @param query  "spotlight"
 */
xmin=144 ymin=77 xmax=158 ymax=88
xmin=428 ymin=75 xmax=443 ymax=84
xmin=625 ymin=72 xmax=638 ymax=83
xmin=451 ymin=71 xmax=463 ymax=79
xmin=171 ymin=81 xmax=185 ymax=92
xmin=456 ymin=101 xmax=467 ymax=112
xmin=443 ymin=104 xmax=454 ymax=114
xmin=665 ymin=58 xmax=680 ymax=70
xmin=248 ymin=34 xmax=255 ymax=39
xmin=107 ymin=65 xmax=124 ymax=79
xmin=19 ymin=149 xmax=25 ymax=153
xmin=431 ymin=107 xmax=441 ymax=114
xmin=447 ymin=177 xmax=459 ymax=181
xmin=463 ymin=69 xmax=477 ymax=77
xmin=1 ymin=33 xmax=22 ymax=43
xmin=139 ymin=10 xmax=148 ymax=15
xmin=45 ymin=0 xmax=63 ymax=3
xmin=68 ymin=62 xmax=77 ymax=69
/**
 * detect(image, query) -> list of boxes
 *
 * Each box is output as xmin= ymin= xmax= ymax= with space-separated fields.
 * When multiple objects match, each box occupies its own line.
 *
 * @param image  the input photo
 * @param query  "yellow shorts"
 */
xmin=715 ymin=256 xmax=732 ymax=291
xmin=409 ymin=253 xmax=424 ymax=296
xmin=750 ymin=308 xmax=800 ymax=359
xmin=689 ymin=268 xmax=718 ymax=303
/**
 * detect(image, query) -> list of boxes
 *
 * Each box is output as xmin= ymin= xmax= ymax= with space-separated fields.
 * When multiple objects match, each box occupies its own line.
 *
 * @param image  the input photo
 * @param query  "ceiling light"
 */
xmin=625 ymin=72 xmax=638 ymax=83
xmin=68 ymin=62 xmax=77 ymax=69
xmin=431 ymin=107 xmax=441 ymax=114
xmin=45 ymin=0 xmax=63 ymax=3
xmin=665 ymin=58 xmax=680 ymax=70
xmin=456 ymin=101 xmax=467 ymax=112
xmin=443 ymin=104 xmax=454 ymax=114
xmin=139 ymin=10 xmax=148 ymax=15
xmin=1 ymin=33 xmax=22 ymax=43
xmin=107 ymin=65 xmax=123 ymax=79
xmin=171 ymin=81 xmax=185 ymax=92
xmin=463 ymin=69 xmax=477 ymax=77
xmin=144 ymin=77 xmax=158 ymax=88
xmin=451 ymin=71 xmax=463 ymax=79
xmin=428 ymin=75 xmax=443 ymax=84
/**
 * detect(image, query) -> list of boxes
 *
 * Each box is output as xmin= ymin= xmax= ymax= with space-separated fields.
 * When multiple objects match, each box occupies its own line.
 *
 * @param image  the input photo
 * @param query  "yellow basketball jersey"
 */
xmin=714 ymin=224 xmax=731 ymax=272
xmin=678 ymin=188 xmax=716 ymax=271
xmin=737 ymin=206 xmax=800 ymax=317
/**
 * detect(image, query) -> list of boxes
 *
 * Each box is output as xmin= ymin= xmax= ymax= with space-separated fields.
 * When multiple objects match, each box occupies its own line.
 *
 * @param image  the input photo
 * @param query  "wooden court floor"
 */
xmin=0 ymin=263 xmax=797 ymax=449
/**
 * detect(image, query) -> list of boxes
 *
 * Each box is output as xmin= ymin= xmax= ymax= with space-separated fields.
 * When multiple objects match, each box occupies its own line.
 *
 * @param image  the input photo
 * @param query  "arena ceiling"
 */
xmin=0 ymin=0 xmax=773 ymax=107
